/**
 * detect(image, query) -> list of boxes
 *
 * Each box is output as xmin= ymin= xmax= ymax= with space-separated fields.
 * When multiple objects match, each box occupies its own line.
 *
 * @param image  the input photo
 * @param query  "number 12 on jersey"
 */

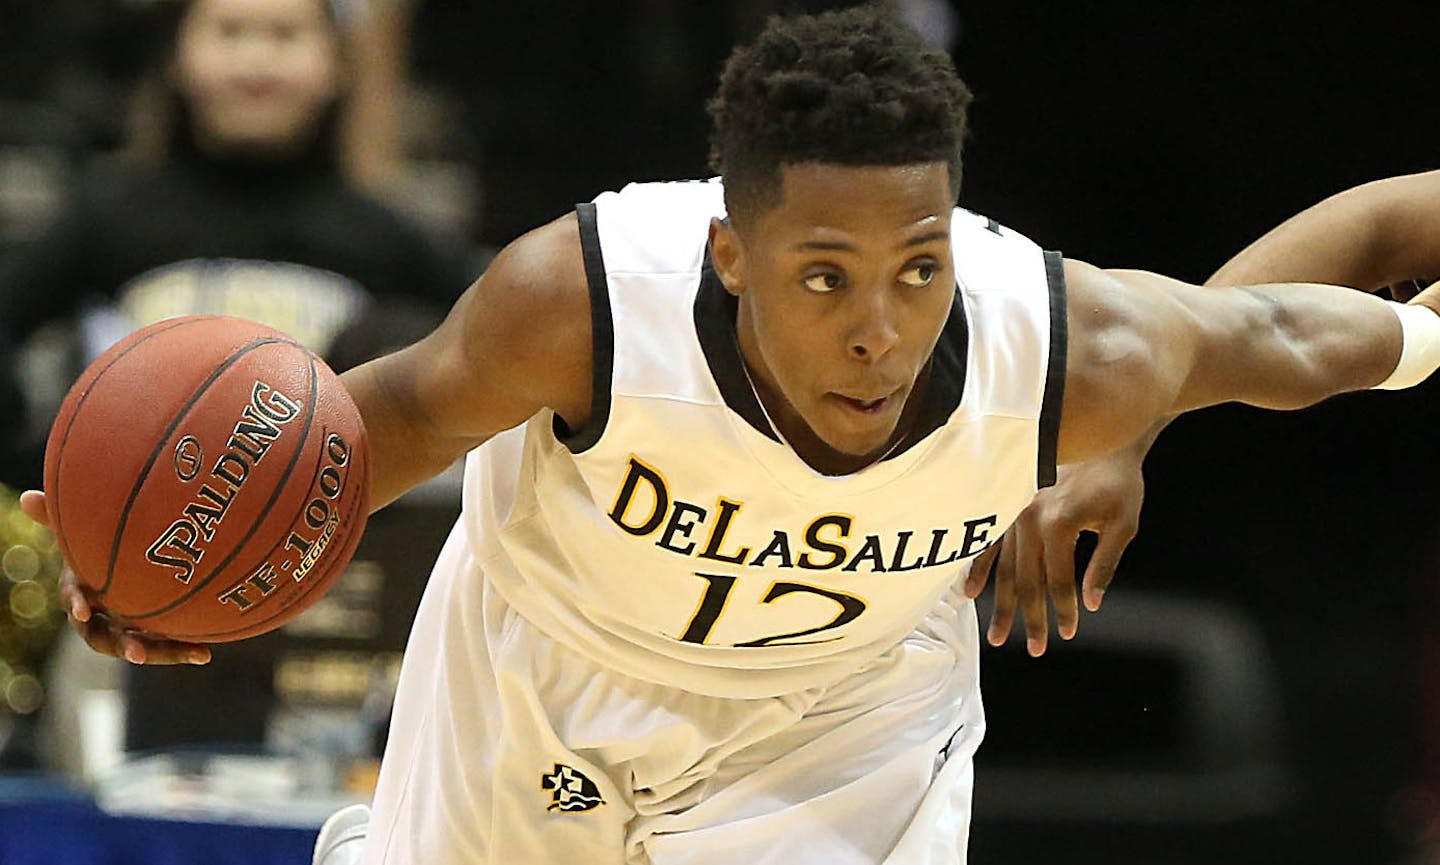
xmin=676 ymin=572 xmax=868 ymax=648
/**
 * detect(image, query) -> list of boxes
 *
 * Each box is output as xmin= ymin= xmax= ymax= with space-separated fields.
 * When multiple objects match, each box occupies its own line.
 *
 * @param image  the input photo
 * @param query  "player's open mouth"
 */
xmin=233 ymin=79 xmax=285 ymax=99
xmin=833 ymin=393 xmax=893 ymax=414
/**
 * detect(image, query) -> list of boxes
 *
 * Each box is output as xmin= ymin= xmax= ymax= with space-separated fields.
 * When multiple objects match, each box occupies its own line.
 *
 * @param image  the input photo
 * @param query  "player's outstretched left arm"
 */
xmin=977 ymin=172 xmax=1440 ymax=657
xmin=1059 ymin=259 xmax=1431 ymax=459
xmin=966 ymin=263 xmax=1422 ymax=655
xmin=985 ymin=262 xmax=1430 ymax=651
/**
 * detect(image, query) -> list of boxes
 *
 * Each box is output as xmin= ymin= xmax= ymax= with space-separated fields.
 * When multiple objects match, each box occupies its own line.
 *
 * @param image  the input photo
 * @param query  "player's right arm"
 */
xmin=26 ymin=211 xmax=595 ymax=663
xmin=342 ymin=212 xmax=594 ymax=509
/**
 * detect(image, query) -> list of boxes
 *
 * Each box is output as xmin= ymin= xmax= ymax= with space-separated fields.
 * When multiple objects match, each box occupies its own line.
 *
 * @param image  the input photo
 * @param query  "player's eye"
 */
xmin=803 ymin=271 xmax=845 ymax=293
xmin=898 ymin=260 xmax=939 ymax=288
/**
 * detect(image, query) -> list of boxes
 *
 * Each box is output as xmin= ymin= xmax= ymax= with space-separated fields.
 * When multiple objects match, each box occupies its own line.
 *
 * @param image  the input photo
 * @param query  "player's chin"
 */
xmin=815 ymin=417 xmax=899 ymax=458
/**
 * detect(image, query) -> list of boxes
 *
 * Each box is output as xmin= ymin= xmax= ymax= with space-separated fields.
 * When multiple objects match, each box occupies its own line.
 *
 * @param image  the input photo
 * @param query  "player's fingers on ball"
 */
xmin=17 ymin=490 xmax=49 ymax=527
xmin=1043 ymin=532 xmax=1079 ymax=641
xmin=987 ymin=541 xmax=1018 ymax=646
xmin=116 ymin=633 xmax=149 ymax=665
xmin=965 ymin=539 xmax=1002 ymax=598
xmin=136 ymin=639 xmax=211 ymax=666
xmin=57 ymin=581 xmax=84 ymax=621
xmin=109 ymin=628 xmax=206 ymax=665
xmin=57 ymin=572 xmax=93 ymax=623
xmin=77 ymin=619 xmax=123 ymax=659
xmin=1082 ymin=522 xmax=1137 ymax=611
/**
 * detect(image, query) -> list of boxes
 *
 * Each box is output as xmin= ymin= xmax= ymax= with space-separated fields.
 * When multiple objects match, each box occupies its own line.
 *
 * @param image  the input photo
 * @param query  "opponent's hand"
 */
xmin=963 ymin=445 xmax=1145 ymax=656
xmin=18 ymin=490 xmax=211 ymax=665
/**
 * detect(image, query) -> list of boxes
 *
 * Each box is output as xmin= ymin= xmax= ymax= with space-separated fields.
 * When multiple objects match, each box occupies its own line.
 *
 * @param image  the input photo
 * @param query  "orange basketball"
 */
xmin=42 ymin=316 xmax=369 ymax=643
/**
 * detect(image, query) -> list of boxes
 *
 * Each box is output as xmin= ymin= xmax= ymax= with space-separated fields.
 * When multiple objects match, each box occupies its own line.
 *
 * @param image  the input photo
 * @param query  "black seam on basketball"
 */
xmin=101 ymin=336 xmax=299 ymax=597
xmin=50 ymin=317 xmax=211 ymax=582
xmin=117 ymin=354 xmax=320 ymax=618
xmin=170 ymin=439 xmax=368 ymax=641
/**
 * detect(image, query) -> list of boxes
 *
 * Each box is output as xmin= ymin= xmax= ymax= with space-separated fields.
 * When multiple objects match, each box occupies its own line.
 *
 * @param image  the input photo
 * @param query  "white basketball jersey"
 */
xmin=463 ymin=178 xmax=1065 ymax=699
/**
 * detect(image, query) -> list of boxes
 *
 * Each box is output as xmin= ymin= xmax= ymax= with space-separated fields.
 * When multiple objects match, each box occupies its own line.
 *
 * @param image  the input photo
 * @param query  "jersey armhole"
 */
xmin=1037 ymin=250 xmax=1067 ymax=488
xmin=553 ymin=202 xmax=615 ymax=453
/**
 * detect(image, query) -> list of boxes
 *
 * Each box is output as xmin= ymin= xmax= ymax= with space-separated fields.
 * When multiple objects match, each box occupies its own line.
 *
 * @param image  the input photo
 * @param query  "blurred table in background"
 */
xmin=0 ymin=773 xmax=321 ymax=865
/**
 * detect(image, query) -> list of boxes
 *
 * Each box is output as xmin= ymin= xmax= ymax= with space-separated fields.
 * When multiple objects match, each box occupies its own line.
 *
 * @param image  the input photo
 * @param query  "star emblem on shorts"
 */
xmin=541 ymin=762 xmax=607 ymax=813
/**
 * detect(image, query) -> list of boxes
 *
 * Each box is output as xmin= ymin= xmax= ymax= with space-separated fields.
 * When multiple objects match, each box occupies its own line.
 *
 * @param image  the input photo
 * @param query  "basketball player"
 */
xmin=23 ymin=7 xmax=1440 ymax=864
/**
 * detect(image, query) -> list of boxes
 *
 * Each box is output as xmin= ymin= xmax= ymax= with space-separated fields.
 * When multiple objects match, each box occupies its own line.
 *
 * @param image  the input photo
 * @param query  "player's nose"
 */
xmin=845 ymin=286 xmax=901 ymax=362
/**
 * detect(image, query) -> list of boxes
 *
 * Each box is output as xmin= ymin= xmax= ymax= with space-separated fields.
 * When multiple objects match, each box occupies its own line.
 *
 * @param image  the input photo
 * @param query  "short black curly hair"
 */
xmin=708 ymin=3 xmax=973 ymax=223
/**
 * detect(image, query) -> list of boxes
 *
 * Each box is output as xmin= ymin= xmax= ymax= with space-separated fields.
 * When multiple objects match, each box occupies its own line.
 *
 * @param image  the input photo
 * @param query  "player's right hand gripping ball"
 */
xmin=43 ymin=315 xmax=369 ymax=643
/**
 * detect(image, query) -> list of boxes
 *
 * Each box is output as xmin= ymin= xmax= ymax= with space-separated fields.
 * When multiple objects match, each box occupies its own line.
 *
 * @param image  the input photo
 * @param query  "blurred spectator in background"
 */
xmin=0 ymin=0 xmax=471 ymax=778
xmin=0 ymin=0 xmax=472 ymax=492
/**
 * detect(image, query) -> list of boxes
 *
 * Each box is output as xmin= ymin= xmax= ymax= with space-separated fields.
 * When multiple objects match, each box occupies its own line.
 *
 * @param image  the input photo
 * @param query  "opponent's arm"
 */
xmin=1209 ymin=170 xmax=1440 ymax=290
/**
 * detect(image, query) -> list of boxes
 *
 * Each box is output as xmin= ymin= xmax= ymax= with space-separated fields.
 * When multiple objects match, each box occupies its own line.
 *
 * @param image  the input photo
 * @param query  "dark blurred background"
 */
xmin=2 ymin=1 xmax=1440 ymax=864
xmin=953 ymin=5 xmax=1440 ymax=865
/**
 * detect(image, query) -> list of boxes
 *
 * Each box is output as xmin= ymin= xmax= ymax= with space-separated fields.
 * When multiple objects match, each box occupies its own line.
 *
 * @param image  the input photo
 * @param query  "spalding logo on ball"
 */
xmin=43 ymin=315 xmax=369 ymax=643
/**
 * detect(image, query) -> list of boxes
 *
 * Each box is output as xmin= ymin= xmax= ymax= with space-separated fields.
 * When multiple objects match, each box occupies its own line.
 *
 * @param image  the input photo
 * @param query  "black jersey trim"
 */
xmin=883 ymin=286 xmax=968 ymax=459
xmin=694 ymin=250 xmax=781 ymax=442
xmin=554 ymin=202 xmax=614 ymax=453
xmin=692 ymin=247 xmax=969 ymax=459
xmin=1037 ymin=250 xmax=1068 ymax=488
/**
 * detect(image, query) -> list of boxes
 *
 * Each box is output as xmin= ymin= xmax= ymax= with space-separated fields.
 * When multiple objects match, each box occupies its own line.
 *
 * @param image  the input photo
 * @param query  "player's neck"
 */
xmin=740 ymin=349 xmax=929 ymax=476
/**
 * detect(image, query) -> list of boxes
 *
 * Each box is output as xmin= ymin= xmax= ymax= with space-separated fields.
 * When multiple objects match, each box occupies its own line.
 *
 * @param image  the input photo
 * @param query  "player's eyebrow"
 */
xmin=792 ymin=229 xmax=950 ymax=253
xmin=900 ymin=228 xmax=949 ymax=248
xmin=793 ymin=239 xmax=855 ymax=252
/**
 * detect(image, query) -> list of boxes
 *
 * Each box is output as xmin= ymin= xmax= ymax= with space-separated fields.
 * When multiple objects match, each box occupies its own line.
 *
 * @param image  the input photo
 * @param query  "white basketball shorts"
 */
xmin=361 ymin=522 xmax=986 ymax=865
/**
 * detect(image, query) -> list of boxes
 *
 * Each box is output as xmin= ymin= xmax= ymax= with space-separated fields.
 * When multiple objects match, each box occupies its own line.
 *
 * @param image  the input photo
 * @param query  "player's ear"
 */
xmin=709 ymin=217 xmax=746 ymax=298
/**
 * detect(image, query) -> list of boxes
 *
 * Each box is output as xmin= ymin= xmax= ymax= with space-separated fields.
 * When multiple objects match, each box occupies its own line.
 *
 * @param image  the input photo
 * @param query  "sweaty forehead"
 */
xmin=761 ymin=162 xmax=954 ymax=241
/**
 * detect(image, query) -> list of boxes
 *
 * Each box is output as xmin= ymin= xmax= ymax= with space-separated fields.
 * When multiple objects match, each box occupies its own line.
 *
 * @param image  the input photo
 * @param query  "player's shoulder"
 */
xmin=439 ymin=212 xmax=594 ymax=423
xmin=491 ymin=210 xmax=587 ymax=288
xmin=469 ymin=212 xmax=591 ymax=360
